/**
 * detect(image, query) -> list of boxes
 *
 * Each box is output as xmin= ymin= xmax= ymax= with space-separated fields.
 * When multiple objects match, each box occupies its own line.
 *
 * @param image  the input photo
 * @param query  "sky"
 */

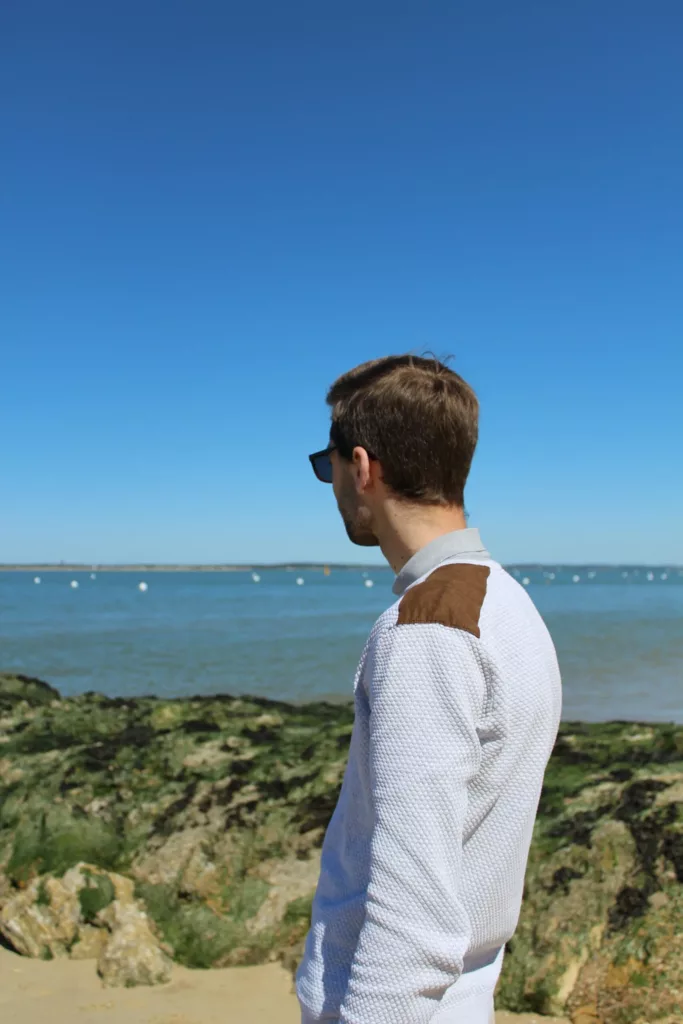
xmin=2 ymin=1 xmax=682 ymax=566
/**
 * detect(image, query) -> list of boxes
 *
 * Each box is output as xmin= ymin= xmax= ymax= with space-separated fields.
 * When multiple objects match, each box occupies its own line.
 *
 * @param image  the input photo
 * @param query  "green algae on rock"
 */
xmin=0 ymin=674 xmax=681 ymax=1017
xmin=496 ymin=721 xmax=683 ymax=1023
xmin=0 ymin=673 xmax=60 ymax=711
xmin=0 ymin=673 xmax=350 ymax=976
xmin=0 ymin=860 xmax=172 ymax=986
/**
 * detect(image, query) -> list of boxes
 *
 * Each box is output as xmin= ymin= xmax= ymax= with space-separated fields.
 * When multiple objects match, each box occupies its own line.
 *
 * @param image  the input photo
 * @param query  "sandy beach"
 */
xmin=0 ymin=946 xmax=569 ymax=1024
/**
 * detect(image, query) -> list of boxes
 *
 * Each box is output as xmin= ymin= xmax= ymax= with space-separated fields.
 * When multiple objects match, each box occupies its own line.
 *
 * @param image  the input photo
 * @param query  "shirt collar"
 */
xmin=392 ymin=527 xmax=490 ymax=596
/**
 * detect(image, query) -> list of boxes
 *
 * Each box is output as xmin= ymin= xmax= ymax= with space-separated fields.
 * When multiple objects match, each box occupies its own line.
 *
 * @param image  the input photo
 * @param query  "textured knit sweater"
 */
xmin=296 ymin=529 xmax=562 ymax=1024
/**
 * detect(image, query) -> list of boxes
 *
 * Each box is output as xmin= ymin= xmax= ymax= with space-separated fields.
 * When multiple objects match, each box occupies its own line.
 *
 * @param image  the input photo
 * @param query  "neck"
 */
xmin=375 ymin=501 xmax=468 ymax=574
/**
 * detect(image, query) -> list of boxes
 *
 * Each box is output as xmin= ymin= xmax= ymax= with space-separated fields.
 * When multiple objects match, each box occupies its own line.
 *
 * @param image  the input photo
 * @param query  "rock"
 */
xmin=515 ymin=818 xmax=636 ymax=1015
xmin=132 ymin=828 xmax=219 ymax=897
xmin=0 ymin=858 xmax=173 ymax=984
xmin=0 ymin=757 xmax=24 ymax=785
xmin=496 ymin=724 xmax=683 ymax=1019
xmin=247 ymin=854 xmax=321 ymax=934
xmin=650 ymin=890 xmax=670 ymax=910
xmin=97 ymin=899 xmax=172 ymax=987
xmin=0 ymin=865 xmax=106 ymax=957
xmin=0 ymin=673 xmax=61 ymax=711
xmin=108 ymin=871 xmax=136 ymax=904
xmin=0 ymin=870 xmax=11 ymax=906
xmin=0 ymin=878 xmax=74 ymax=958
xmin=69 ymin=923 xmax=108 ymax=959
xmin=0 ymin=863 xmax=132 ymax=964
xmin=182 ymin=740 xmax=233 ymax=771
xmin=1 ymin=679 xmax=681 ymax=1012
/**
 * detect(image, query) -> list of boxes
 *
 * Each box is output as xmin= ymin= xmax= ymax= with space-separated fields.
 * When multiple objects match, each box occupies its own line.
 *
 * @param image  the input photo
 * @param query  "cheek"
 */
xmin=333 ymin=470 xmax=351 ymax=507
xmin=331 ymin=461 xmax=345 ymax=501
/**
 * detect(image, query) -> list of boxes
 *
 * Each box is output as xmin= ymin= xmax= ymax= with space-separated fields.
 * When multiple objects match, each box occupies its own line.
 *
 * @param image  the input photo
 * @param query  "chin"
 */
xmin=344 ymin=522 xmax=380 ymax=548
xmin=338 ymin=501 xmax=379 ymax=548
xmin=350 ymin=534 xmax=380 ymax=548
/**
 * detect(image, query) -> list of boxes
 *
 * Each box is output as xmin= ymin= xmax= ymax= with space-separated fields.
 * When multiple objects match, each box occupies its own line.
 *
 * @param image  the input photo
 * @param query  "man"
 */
xmin=297 ymin=355 xmax=562 ymax=1024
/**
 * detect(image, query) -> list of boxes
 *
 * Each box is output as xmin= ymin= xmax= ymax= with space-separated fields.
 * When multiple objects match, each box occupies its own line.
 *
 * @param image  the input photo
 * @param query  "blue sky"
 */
xmin=2 ymin=1 xmax=682 ymax=566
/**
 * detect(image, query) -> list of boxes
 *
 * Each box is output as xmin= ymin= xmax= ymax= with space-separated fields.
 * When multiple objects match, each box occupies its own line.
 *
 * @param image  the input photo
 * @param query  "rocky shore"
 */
xmin=1 ymin=673 xmax=681 ymax=1022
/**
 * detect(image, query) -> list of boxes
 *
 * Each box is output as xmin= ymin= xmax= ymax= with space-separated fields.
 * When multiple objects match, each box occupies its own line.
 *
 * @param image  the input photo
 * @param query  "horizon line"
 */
xmin=1 ymin=561 xmax=681 ymax=572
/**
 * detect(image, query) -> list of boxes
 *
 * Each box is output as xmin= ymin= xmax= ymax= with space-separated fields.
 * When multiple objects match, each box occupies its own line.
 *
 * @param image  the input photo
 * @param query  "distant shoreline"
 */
xmin=0 ymin=563 xmax=388 ymax=573
xmin=1 ymin=562 xmax=679 ymax=573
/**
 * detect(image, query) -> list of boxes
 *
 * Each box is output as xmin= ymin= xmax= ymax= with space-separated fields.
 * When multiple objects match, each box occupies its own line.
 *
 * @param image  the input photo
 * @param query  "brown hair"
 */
xmin=327 ymin=354 xmax=478 ymax=506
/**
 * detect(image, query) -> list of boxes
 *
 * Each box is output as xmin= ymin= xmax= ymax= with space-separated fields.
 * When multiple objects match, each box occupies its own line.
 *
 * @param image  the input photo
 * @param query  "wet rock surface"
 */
xmin=0 ymin=674 xmax=681 ymax=1019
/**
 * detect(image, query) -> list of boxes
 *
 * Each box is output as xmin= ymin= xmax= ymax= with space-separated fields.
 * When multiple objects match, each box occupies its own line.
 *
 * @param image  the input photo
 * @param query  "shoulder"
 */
xmin=396 ymin=562 xmax=490 ymax=638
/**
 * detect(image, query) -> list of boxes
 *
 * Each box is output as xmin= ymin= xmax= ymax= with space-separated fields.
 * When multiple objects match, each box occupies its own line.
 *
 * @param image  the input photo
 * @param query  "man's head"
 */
xmin=310 ymin=354 xmax=479 ymax=547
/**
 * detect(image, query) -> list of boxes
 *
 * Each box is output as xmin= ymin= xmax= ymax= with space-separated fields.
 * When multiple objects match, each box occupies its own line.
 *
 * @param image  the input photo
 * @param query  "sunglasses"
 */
xmin=309 ymin=445 xmax=336 ymax=484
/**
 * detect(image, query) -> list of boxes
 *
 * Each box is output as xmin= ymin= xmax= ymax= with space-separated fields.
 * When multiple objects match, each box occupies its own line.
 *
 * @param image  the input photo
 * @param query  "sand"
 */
xmin=0 ymin=946 xmax=569 ymax=1024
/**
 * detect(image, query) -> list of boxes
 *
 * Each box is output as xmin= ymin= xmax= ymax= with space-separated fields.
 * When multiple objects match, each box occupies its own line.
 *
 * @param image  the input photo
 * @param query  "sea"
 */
xmin=1 ymin=567 xmax=682 ymax=723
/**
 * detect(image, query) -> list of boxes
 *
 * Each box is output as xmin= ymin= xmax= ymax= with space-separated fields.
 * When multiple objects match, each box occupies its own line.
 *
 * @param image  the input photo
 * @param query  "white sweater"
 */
xmin=296 ymin=529 xmax=562 ymax=1024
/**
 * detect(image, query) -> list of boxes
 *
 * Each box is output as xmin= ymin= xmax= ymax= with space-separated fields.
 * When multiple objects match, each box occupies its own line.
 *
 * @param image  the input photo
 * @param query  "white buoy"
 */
xmin=588 ymin=571 xmax=596 ymax=579
xmin=70 ymin=580 xmax=79 ymax=589
xmin=138 ymin=581 xmax=148 ymax=592
xmin=251 ymin=573 xmax=261 ymax=583
xmin=548 ymin=572 xmax=555 ymax=580
xmin=296 ymin=577 xmax=304 ymax=586
xmin=522 ymin=577 xmax=530 ymax=586
xmin=646 ymin=571 xmax=654 ymax=581
xmin=34 ymin=576 xmax=41 ymax=584
xmin=572 ymin=575 xmax=580 ymax=583
xmin=364 ymin=579 xmax=374 ymax=588
xmin=660 ymin=573 xmax=668 ymax=580
xmin=90 ymin=573 xmax=96 ymax=580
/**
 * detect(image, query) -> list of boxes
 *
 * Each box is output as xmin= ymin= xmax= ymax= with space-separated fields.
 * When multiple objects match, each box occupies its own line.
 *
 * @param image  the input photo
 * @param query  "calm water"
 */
xmin=1 ymin=567 xmax=682 ymax=723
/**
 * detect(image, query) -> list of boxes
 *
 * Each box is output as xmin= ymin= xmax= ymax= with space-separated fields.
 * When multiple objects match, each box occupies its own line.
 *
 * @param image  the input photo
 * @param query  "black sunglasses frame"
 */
xmin=308 ymin=445 xmax=336 ymax=484
xmin=308 ymin=443 xmax=379 ymax=484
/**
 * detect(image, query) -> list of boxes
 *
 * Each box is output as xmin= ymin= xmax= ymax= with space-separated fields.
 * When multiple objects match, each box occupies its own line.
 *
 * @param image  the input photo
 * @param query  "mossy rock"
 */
xmin=5 ymin=810 xmax=123 ymax=885
xmin=78 ymin=869 xmax=116 ymax=923
xmin=496 ymin=725 xmax=683 ymax=1019
xmin=0 ymin=673 xmax=61 ymax=711
xmin=0 ymin=676 xmax=681 ymax=1016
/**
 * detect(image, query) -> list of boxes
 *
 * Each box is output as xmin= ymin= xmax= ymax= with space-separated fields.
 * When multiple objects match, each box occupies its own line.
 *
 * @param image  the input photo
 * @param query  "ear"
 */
xmin=351 ymin=447 xmax=373 ymax=493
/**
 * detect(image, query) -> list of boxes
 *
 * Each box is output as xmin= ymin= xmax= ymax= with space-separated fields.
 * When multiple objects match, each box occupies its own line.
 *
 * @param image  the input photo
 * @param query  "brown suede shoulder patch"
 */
xmin=397 ymin=563 xmax=490 ymax=638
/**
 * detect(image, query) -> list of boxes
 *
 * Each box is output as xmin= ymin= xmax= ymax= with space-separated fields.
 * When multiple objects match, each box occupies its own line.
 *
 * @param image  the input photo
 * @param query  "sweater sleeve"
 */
xmin=337 ymin=622 xmax=485 ymax=1024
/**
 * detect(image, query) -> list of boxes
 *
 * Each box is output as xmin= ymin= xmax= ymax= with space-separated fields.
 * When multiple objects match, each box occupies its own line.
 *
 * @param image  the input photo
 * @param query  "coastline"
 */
xmin=0 ymin=564 xmax=387 ymax=573
xmin=3 ymin=563 xmax=680 ymax=572
xmin=1 ymin=673 xmax=681 ymax=1021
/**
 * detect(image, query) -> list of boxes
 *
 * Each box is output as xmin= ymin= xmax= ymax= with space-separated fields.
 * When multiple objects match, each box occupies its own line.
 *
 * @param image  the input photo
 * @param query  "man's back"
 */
xmin=297 ymin=539 xmax=562 ymax=1023
xmin=303 ymin=356 xmax=562 ymax=1022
